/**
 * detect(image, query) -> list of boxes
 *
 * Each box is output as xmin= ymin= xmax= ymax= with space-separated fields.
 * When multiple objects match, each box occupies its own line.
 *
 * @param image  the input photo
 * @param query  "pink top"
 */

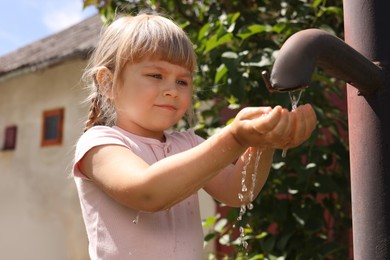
xmin=73 ymin=126 xmax=205 ymax=259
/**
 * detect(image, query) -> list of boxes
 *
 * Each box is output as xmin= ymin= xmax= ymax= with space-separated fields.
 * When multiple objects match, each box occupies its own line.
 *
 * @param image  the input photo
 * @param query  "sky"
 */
xmin=0 ymin=0 xmax=98 ymax=56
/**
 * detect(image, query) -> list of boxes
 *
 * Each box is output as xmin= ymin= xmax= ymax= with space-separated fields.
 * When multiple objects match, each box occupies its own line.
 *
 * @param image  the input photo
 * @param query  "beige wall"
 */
xmin=0 ymin=59 xmax=216 ymax=259
xmin=0 ymin=59 xmax=89 ymax=260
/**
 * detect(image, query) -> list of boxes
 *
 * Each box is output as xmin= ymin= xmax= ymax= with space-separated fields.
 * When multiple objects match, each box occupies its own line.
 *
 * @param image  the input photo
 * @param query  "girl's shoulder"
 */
xmin=73 ymin=126 xmax=130 ymax=178
xmin=75 ymin=125 xmax=128 ymax=151
xmin=77 ymin=126 xmax=128 ymax=146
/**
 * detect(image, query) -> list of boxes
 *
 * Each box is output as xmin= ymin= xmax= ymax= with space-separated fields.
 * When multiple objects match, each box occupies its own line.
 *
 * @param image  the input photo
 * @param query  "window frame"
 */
xmin=41 ymin=108 xmax=64 ymax=147
xmin=2 ymin=125 xmax=17 ymax=150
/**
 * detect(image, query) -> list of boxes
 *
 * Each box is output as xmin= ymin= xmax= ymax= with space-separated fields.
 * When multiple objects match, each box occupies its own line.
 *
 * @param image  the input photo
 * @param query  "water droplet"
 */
xmin=239 ymin=226 xmax=245 ymax=236
xmin=240 ymin=205 xmax=246 ymax=215
xmin=132 ymin=212 xmax=140 ymax=224
xmin=242 ymin=241 xmax=248 ymax=250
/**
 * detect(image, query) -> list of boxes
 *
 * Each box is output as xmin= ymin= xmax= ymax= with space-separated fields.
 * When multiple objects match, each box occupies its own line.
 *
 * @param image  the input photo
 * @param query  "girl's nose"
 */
xmin=163 ymin=82 xmax=179 ymax=97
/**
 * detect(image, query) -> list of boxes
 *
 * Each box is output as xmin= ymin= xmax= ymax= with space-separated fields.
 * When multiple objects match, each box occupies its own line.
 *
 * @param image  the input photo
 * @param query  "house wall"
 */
xmin=0 ymin=59 xmax=89 ymax=260
xmin=0 ymin=58 xmax=216 ymax=259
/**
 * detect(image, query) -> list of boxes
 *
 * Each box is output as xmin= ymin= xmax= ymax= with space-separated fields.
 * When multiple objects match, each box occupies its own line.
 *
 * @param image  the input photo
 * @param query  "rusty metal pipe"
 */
xmin=344 ymin=0 xmax=390 ymax=258
xmin=262 ymin=29 xmax=386 ymax=95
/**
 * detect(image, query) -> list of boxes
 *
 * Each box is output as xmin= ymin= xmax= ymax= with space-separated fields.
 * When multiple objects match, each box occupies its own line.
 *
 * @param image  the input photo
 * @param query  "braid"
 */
xmin=84 ymin=93 xmax=105 ymax=132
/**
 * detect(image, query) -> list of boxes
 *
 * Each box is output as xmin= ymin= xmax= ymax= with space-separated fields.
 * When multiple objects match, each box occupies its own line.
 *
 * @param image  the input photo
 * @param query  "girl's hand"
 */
xmin=229 ymin=104 xmax=316 ymax=149
xmin=285 ymin=103 xmax=317 ymax=149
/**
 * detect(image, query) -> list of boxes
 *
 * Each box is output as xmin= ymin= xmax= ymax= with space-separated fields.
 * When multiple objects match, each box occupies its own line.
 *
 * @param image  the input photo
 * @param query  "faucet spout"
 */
xmin=263 ymin=29 xmax=385 ymax=95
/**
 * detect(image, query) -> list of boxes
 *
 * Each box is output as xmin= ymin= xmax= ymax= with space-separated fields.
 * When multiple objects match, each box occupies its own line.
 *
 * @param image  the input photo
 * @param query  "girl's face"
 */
xmin=113 ymin=59 xmax=193 ymax=140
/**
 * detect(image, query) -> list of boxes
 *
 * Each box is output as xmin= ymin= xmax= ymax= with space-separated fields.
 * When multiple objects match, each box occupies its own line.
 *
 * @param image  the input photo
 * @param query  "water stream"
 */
xmin=236 ymin=148 xmax=263 ymax=250
xmin=282 ymin=90 xmax=303 ymax=158
xmin=236 ymin=89 xmax=303 ymax=250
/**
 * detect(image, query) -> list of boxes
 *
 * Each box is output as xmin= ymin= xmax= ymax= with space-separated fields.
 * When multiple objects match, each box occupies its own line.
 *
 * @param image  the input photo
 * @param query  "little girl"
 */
xmin=73 ymin=11 xmax=317 ymax=259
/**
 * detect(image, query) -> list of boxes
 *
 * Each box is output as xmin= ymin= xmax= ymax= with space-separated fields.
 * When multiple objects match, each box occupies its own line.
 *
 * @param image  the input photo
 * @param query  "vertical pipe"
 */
xmin=344 ymin=0 xmax=390 ymax=258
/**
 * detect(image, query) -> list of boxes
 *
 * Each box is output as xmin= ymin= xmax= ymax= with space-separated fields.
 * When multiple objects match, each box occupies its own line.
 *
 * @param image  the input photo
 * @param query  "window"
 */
xmin=3 ymin=125 xmax=17 ymax=150
xmin=41 ymin=108 xmax=64 ymax=146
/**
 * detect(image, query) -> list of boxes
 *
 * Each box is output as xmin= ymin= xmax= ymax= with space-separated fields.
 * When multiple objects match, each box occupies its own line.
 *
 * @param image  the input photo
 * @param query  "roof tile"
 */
xmin=0 ymin=14 xmax=102 ymax=76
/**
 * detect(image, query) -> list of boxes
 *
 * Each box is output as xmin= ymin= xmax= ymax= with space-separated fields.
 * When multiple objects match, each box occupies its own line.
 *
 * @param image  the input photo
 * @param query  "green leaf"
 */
xmin=248 ymin=255 xmax=265 ymax=260
xmin=204 ymin=232 xmax=216 ymax=242
xmin=271 ymin=23 xmax=287 ymax=34
xmin=312 ymin=0 xmax=323 ymax=9
xmin=238 ymin=24 xmax=267 ymax=40
xmin=202 ymin=215 xmax=217 ymax=228
xmin=198 ymin=23 xmax=211 ymax=41
xmin=215 ymin=64 xmax=228 ymax=84
xmin=229 ymin=12 xmax=240 ymax=24
xmin=205 ymin=33 xmax=233 ymax=53
xmin=225 ymin=118 xmax=234 ymax=125
xmin=255 ymin=232 xmax=268 ymax=240
xmin=83 ymin=0 xmax=97 ymax=8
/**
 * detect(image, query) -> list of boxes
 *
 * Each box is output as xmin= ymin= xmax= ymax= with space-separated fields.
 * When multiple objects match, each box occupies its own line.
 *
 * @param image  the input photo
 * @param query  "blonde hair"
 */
xmin=82 ymin=12 xmax=197 ymax=131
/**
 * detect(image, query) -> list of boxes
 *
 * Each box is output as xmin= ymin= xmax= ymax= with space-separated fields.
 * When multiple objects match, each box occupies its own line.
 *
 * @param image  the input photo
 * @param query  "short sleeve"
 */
xmin=73 ymin=126 xmax=130 ymax=178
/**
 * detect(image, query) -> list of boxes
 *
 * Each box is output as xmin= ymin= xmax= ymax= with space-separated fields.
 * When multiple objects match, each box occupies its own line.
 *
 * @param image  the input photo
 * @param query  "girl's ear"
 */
xmin=96 ymin=67 xmax=114 ymax=99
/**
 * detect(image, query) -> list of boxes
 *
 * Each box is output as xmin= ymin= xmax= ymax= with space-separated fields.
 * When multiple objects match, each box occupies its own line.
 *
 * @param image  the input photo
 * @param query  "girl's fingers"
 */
xmin=252 ymin=106 xmax=283 ymax=134
xmin=233 ymin=104 xmax=316 ymax=149
xmin=238 ymin=106 xmax=273 ymax=120
xmin=300 ymin=104 xmax=316 ymax=134
xmin=289 ymin=104 xmax=317 ymax=148
xmin=266 ymin=108 xmax=293 ymax=145
xmin=292 ymin=107 xmax=306 ymax=147
xmin=303 ymin=104 xmax=317 ymax=139
xmin=231 ymin=106 xmax=280 ymax=146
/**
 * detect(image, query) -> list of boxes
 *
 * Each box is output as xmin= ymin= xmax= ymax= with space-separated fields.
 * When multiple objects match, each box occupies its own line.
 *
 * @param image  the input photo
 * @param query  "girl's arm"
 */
xmin=79 ymin=124 xmax=246 ymax=212
xmin=203 ymin=146 xmax=274 ymax=207
xmin=79 ymin=104 xmax=316 ymax=212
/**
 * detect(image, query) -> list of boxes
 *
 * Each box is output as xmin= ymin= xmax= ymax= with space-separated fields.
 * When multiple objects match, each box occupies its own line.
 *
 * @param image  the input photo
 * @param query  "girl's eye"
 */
xmin=177 ymin=80 xmax=189 ymax=86
xmin=148 ymin=74 xmax=162 ymax=79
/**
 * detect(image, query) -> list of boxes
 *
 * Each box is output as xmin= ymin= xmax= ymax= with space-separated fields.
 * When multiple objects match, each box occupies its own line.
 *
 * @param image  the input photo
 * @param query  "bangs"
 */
xmin=119 ymin=14 xmax=197 ymax=73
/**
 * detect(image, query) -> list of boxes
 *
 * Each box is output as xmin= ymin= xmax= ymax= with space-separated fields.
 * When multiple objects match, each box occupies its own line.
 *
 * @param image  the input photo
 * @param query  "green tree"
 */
xmin=84 ymin=1 xmax=350 ymax=258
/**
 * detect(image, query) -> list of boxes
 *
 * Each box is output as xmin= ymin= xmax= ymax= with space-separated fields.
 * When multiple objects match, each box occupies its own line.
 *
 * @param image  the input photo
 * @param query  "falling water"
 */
xmin=282 ymin=90 xmax=303 ymax=158
xmin=249 ymin=149 xmax=262 ymax=203
xmin=237 ymin=148 xmax=263 ymax=250
xmin=237 ymin=152 xmax=251 ymax=222
xmin=235 ymin=90 xmax=304 ymax=250
xmin=289 ymin=90 xmax=303 ymax=110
